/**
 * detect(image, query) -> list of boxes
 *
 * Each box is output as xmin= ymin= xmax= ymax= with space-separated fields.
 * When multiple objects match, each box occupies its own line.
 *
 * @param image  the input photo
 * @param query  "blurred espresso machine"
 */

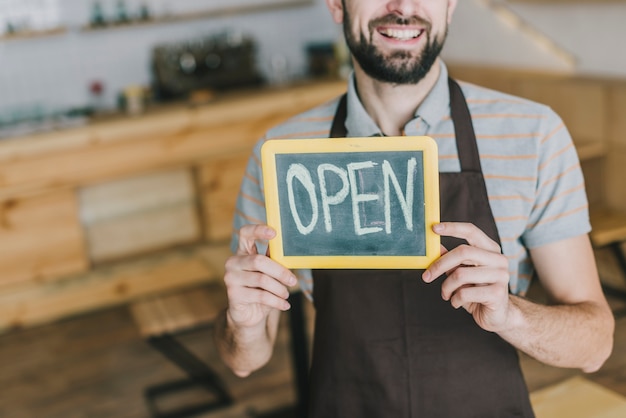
xmin=151 ymin=32 xmax=264 ymax=100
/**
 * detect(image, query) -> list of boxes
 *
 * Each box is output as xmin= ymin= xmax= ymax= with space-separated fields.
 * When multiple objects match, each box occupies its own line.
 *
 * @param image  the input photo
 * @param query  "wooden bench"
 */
xmin=130 ymin=277 xmax=233 ymax=418
xmin=590 ymin=208 xmax=626 ymax=299
xmin=530 ymin=376 xmax=626 ymax=417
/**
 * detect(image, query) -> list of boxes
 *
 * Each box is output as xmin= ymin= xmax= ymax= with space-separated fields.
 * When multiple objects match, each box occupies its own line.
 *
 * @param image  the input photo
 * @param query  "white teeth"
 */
xmin=380 ymin=28 xmax=422 ymax=41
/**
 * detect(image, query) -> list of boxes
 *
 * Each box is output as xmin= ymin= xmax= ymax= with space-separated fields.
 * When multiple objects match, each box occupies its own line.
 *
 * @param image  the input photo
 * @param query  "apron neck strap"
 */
xmin=330 ymin=78 xmax=481 ymax=173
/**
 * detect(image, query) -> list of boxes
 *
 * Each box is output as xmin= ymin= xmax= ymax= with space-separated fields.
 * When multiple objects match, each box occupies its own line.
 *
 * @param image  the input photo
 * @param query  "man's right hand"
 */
xmin=224 ymin=224 xmax=297 ymax=329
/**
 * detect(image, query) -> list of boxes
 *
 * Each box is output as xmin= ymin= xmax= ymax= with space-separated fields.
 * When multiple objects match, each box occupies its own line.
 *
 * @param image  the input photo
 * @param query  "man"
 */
xmin=215 ymin=0 xmax=614 ymax=416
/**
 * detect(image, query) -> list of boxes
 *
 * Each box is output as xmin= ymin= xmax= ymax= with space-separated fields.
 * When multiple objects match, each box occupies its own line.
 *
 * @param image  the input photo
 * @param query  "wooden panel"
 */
xmin=85 ymin=204 xmax=200 ymax=263
xmin=448 ymin=64 xmax=521 ymax=95
xmin=605 ymin=148 xmax=626 ymax=210
xmin=581 ymin=158 xmax=606 ymax=207
xmin=130 ymin=282 xmax=228 ymax=337
xmin=198 ymin=155 xmax=249 ymax=242
xmin=0 ymin=190 xmax=88 ymax=287
xmin=0 ymin=244 xmax=230 ymax=332
xmin=79 ymin=169 xmax=200 ymax=263
xmin=608 ymin=82 xmax=626 ymax=148
xmin=605 ymin=83 xmax=626 ymax=210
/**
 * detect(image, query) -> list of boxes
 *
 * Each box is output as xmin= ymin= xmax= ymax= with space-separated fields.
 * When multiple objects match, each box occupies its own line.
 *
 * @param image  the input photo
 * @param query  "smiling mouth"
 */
xmin=379 ymin=27 xmax=424 ymax=41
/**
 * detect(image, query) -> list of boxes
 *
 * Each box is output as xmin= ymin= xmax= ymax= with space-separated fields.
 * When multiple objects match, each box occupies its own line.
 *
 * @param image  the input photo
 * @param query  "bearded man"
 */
xmin=215 ymin=1 xmax=614 ymax=417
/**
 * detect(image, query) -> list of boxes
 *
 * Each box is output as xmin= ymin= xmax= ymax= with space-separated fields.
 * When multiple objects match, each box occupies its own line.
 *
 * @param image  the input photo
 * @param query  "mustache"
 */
xmin=368 ymin=14 xmax=432 ymax=31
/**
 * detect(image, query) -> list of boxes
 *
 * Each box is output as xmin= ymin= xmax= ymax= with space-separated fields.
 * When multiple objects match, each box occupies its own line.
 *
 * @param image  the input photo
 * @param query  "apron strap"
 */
xmin=448 ymin=78 xmax=482 ymax=173
xmin=330 ymin=94 xmax=348 ymax=138
xmin=330 ymin=79 xmax=483 ymax=175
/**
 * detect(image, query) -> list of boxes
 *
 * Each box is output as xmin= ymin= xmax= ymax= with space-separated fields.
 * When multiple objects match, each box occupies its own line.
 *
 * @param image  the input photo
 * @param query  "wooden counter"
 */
xmin=0 ymin=79 xmax=347 ymax=332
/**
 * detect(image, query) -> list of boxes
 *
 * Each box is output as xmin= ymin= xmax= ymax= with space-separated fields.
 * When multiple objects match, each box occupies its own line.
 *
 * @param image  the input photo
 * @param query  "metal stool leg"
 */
xmin=145 ymin=334 xmax=232 ymax=418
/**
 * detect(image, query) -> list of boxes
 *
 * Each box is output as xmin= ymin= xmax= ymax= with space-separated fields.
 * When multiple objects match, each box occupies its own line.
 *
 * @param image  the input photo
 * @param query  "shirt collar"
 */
xmin=343 ymin=61 xmax=451 ymax=136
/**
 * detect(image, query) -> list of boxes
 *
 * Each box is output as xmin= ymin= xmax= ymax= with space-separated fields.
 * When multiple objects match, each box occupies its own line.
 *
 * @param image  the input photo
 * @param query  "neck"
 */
xmin=353 ymin=59 xmax=441 ymax=136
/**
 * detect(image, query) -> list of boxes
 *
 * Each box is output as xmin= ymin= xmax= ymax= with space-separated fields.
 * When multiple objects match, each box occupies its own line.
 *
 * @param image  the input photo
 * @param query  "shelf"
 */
xmin=0 ymin=27 xmax=67 ymax=42
xmin=575 ymin=140 xmax=608 ymax=162
xmin=80 ymin=0 xmax=312 ymax=33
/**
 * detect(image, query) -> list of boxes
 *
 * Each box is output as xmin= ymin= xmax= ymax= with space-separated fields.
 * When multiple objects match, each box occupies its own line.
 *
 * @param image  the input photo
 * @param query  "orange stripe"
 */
xmin=481 ymin=153 xmax=537 ymax=160
xmin=439 ymin=154 xmax=458 ymax=160
xmin=448 ymin=154 xmax=532 ymax=162
xmin=477 ymin=133 xmax=540 ymax=140
xmin=539 ymin=162 xmax=580 ymax=189
xmin=495 ymin=215 xmax=527 ymax=222
xmin=466 ymin=98 xmax=531 ymax=106
xmin=489 ymin=194 xmax=534 ymax=203
xmin=484 ymin=174 xmax=536 ymax=182
xmin=532 ymin=183 xmax=585 ymax=210
xmin=527 ymin=203 xmax=588 ymax=228
xmin=242 ymin=192 xmax=264 ymax=208
xmin=472 ymin=113 xmax=547 ymax=119
xmin=251 ymin=153 xmax=261 ymax=168
xmin=539 ymin=143 xmax=574 ymax=171
xmin=505 ymin=247 xmax=528 ymax=260
xmin=540 ymin=122 xmax=565 ymax=145
xmin=429 ymin=133 xmax=541 ymax=141
xmin=244 ymin=172 xmax=260 ymax=187
xmin=235 ymin=209 xmax=264 ymax=225
xmin=443 ymin=113 xmax=546 ymax=121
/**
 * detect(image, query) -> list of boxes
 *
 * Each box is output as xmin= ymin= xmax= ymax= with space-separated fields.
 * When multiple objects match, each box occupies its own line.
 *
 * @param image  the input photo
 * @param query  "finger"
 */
xmin=433 ymin=222 xmax=501 ymax=253
xmin=440 ymin=266 xmax=508 ymax=301
xmin=237 ymin=224 xmax=276 ymax=255
xmin=226 ymin=253 xmax=297 ymax=288
xmin=231 ymin=286 xmax=291 ymax=312
xmin=449 ymin=283 xmax=507 ymax=311
xmin=244 ymin=270 xmax=292 ymax=300
xmin=423 ymin=244 xmax=507 ymax=283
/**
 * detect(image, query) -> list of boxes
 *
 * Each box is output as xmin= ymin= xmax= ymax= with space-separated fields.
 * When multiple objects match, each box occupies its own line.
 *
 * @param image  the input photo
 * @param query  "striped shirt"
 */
xmin=231 ymin=62 xmax=591 ymax=298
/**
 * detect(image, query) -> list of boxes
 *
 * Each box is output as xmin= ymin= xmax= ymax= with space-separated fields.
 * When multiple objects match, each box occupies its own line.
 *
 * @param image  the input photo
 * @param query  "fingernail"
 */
xmin=433 ymin=223 xmax=443 ymax=233
xmin=422 ymin=270 xmax=431 ymax=282
xmin=289 ymin=276 xmax=297 ymax=286
xmin=284 ymin=301 xmax=291 ymax=310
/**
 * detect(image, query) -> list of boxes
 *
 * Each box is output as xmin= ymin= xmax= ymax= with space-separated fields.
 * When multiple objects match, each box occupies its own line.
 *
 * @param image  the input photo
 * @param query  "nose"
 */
xmin=386 ymin=0 xmax=419 ymax=16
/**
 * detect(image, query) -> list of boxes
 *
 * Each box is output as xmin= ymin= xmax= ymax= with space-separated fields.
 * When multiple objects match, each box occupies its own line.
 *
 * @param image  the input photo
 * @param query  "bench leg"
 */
xmin=601 ymin=243 xmax=626 ymax=301
xmin=145 ymin=334 xmax=233 ymax=418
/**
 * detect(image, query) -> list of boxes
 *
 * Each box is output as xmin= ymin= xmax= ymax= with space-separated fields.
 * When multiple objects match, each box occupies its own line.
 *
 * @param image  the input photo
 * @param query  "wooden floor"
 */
xmin=0 ymin=285 xmax=625 ymax=418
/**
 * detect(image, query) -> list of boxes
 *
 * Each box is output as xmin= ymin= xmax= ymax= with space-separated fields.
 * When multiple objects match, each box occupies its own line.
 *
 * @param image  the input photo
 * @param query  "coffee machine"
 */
xmin=151 ymin=32 xmax=264 ymax=100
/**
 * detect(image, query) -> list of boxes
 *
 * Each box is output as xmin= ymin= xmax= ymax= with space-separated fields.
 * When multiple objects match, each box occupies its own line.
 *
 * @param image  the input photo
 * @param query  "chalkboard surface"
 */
xmin=261 ymin=136 xmax=440 ymax=269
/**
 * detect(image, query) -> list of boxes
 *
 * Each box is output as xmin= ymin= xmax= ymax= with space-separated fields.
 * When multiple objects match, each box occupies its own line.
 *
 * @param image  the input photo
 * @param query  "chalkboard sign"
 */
xmin=261 ymin=136 xmax=440 ymax=269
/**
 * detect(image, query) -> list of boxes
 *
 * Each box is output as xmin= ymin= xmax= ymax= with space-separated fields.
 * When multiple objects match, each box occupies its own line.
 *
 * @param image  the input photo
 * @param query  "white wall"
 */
xmin=0 ymin=0 xmax=624 ymax=123
xmin=444 ymin=0 xmax=573 ymax=72
xmin=506 ymin=1 xmax=626 ymax=78
xmin=0 ymin=0 xmax=341 ymax=119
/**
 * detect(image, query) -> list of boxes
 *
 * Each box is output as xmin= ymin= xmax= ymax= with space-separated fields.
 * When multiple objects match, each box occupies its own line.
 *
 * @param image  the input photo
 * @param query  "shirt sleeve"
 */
xmin=230 ymin=137 xmax=268 ymax=255
xmin=229 ymin=137 xmax=314 ymax=299
xmin=521 ymin=108 xmax=591 ymax=249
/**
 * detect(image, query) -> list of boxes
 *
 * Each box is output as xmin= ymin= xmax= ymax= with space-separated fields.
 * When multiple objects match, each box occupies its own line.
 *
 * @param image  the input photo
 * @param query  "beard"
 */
xmin=343 ymin=10 xmax=447 ymax=85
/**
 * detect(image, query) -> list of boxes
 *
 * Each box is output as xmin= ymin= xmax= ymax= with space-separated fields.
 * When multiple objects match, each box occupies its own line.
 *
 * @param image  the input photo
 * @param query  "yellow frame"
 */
xmin=261 ymin=136 xmax=440 ymax=269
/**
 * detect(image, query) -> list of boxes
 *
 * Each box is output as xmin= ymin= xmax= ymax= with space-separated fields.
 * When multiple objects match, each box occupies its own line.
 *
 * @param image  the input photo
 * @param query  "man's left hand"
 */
xmin=422 ymin=222 xmax=511 ymax=333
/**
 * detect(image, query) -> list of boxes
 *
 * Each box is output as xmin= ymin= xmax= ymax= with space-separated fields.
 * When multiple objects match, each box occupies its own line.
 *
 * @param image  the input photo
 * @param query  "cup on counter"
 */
xmin=123 ymin=85 xmax=147 ymax=115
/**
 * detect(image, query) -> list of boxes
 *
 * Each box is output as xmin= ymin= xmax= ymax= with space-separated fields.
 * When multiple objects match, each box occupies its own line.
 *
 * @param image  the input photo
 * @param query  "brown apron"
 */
xmin=307 ymin=79 xmax=535 ymax=417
